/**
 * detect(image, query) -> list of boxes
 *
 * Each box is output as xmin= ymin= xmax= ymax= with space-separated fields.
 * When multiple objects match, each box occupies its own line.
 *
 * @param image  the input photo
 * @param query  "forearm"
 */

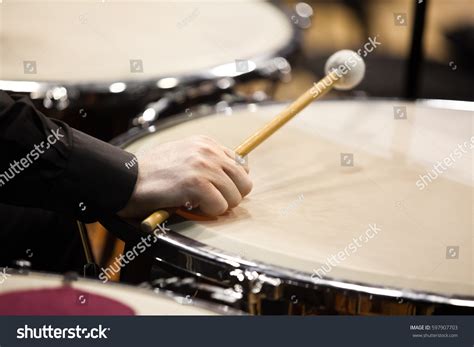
xmin=0 ymin=91 xmax=138 ymax=222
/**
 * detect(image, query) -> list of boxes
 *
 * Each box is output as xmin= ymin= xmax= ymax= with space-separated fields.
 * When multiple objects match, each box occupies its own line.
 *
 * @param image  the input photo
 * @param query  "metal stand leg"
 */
xmin=76 ymin=221 xmax=100 ymax=278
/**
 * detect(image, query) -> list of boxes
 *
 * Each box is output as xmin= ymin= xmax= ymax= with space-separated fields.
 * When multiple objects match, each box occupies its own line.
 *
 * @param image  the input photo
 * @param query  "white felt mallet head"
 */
xmin=324 ymin=49 xmax=365 ymax=90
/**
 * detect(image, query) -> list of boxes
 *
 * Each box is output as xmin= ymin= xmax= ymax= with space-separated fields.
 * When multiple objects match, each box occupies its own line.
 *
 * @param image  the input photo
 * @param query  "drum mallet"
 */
xmin=141 ymin=50 xmax=366 ymax=232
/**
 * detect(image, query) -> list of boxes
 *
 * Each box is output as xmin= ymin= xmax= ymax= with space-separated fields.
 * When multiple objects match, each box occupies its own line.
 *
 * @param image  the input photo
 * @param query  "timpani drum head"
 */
xmin=124 ymin=100 xmax=473 ymax=300
xmin=0 ymin=270 xmax=236 ymax=315
xmin=0 ymin=1 xmax=293 ymax=83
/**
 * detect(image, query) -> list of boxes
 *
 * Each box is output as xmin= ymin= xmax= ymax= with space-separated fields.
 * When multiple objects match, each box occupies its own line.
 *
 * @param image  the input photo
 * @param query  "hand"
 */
xmin=118 ymin=135 xmax=252 ymax=219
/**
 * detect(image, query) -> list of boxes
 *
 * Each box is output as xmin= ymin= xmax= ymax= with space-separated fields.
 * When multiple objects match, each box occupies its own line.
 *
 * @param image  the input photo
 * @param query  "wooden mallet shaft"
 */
xmin=141 ymin=70 xmax=341 ymax=232
xmin=235 ymin=70 xmax=340 ymax=157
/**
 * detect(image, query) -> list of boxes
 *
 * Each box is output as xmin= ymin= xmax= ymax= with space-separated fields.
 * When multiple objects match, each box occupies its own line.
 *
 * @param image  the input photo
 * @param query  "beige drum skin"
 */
xmin=125 ymin=100 xmax=473 ymax=298
xmin=0 ymin=0 xmax=292 ymax=82
xmin=0 ymin=271 xmax=221 ymax=315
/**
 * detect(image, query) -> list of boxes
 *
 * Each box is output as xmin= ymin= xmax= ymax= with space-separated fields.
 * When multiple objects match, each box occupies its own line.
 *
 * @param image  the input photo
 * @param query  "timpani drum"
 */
xmin=0 ymin=1 xmax=296 ymax=140
xmin=0 ymin=269 xmax=242 ymax=315
xmin=114 ymin=99 xmax=474 ymax=315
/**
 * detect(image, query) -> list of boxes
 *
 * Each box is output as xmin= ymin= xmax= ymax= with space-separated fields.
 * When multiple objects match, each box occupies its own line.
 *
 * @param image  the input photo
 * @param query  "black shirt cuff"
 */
xmin=66 ymin=129 xmax=138 ymax=222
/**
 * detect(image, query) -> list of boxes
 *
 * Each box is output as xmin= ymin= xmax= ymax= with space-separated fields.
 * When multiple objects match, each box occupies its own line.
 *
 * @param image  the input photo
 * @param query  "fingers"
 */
xmin=187 ymin=166 xmax=246 ymax=213
xmin=220 ymin=146 xmax=252 ymax=198
xmin=222 ymin=147 xmax=249 ymax=173
xmin=222 ymin=159 xmax=253 ymax=198
xmin=184 ymin=136 xmax=253 ymax=215
xmin=191 ymin=180 xmax=228 ymax=216
xmin=209 ymin=169 xmax=243 ymax=208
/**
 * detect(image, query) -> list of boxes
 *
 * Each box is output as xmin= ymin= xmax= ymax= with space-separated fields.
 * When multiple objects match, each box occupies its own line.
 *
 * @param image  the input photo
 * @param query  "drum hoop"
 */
xmin=0 ymin=3 xmax=299 ymax=95
xmin=113 ymin=98 xmax=474 ymax=310
xmin=0 ymin=268 xmax=245 ymax=315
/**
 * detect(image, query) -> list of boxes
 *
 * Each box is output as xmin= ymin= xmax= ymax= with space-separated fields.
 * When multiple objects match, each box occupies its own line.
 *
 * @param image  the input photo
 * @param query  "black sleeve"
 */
xmin=0 ymin=91 xmax=138 ymax=223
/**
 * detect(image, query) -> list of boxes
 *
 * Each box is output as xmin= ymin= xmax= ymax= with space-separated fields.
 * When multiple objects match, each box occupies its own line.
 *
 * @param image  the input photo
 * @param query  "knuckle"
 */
xmin=196 ymin=144 xmax=215 ymax=155
xmin=183 ymin=174 xmax=205 ymax=190
xmin=191 ymin=156 xmax=211 ymax=169
xmin=198 ymin=135 xmax=215 ymax=143
xmin=192 ymin=135 xmax=215 ymax=145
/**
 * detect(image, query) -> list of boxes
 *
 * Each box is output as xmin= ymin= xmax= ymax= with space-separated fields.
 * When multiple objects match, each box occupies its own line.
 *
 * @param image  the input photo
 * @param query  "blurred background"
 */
xmin=273 ymin=0 xmax=474 ymax=101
